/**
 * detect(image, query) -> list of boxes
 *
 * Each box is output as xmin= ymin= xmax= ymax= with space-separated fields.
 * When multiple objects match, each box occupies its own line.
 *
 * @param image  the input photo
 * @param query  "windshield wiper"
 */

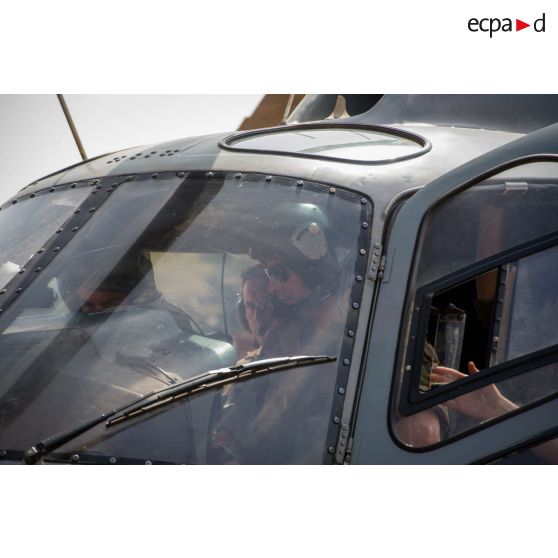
xmin=23 ymin=354 xmax=336 ymax=464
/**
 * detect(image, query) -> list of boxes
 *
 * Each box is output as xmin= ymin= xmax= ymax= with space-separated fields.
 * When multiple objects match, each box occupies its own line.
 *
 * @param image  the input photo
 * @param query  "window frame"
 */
xmin=219 ymin=122 xmax=432 ymax=165
xmin=396 ymin=154 xmax=558 ymax=426
xmin=399 ymin=228 xmax=558 ymax=416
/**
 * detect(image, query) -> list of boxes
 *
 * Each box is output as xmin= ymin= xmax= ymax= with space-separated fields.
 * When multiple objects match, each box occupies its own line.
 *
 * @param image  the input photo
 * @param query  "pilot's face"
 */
xmin=264 ymin=258 xmax=310 ymax=306
xmin=243 ymin=278 xmax=274 ymax=345
xmin=77 ymin=287 xmax=127 ymax=313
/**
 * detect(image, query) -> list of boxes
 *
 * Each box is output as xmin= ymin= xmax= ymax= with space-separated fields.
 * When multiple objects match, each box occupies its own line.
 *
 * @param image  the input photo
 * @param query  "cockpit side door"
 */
xmin=352 ymin=122 xmax=558 ymax=464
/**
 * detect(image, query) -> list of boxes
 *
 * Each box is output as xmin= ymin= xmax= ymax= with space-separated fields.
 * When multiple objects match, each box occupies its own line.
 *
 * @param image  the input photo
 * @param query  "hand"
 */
xmin=431 ymin=362 xmax=517 ymax=421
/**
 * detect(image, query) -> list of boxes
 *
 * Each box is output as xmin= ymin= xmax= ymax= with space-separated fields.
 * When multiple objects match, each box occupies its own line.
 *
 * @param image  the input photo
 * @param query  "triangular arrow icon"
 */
xmin=516 ymin=19 xmax=530 ymax=31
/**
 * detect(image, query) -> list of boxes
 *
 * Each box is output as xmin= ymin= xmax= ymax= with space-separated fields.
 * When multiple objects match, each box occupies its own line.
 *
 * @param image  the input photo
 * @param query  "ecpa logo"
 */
xmin=468 ymin=13 xmax=546 ymax=37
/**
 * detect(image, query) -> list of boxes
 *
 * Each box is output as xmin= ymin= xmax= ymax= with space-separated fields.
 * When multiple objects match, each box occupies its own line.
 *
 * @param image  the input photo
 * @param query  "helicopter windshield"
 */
xmin=0 ymin=172 xmax=368 ymax=464
xmin=0 ymin=186 xmax=91 ymax=290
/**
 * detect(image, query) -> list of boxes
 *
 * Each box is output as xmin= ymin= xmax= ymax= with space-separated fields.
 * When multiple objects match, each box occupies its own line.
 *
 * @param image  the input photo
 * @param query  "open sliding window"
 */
xmin=392 ymin=161 xmax=558 ymax=449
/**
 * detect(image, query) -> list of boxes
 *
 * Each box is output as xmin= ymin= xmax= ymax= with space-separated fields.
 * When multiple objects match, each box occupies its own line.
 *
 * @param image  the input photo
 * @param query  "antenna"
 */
xmin=280 ymin=94 xmax=296 ymax=125
xmin=56 ymin=94 xmax=88 ymax=161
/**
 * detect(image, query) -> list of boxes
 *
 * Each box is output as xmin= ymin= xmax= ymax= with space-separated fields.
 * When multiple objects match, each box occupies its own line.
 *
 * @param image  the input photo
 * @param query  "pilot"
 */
xmin=252 ymin=217 xmax=345 ymax=359
xmin=218 ymin=211 xmax=346 ymax=463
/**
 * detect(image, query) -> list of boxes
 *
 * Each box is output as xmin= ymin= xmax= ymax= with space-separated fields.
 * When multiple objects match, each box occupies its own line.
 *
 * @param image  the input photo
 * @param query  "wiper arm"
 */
xmin=23 ymin=355 xmax=335 ymax=464
xmin=106 ymin=354 xmax=336 ymax=428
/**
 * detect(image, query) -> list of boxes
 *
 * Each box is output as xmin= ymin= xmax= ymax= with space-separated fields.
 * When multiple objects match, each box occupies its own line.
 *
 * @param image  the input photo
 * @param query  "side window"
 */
xmin=392 ymin=161 xmax=558 ymax=448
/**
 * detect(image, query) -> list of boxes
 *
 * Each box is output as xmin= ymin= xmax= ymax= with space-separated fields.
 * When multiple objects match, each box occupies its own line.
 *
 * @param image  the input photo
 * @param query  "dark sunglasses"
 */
xmin=265 ymin=263 xmax=291 ymax=283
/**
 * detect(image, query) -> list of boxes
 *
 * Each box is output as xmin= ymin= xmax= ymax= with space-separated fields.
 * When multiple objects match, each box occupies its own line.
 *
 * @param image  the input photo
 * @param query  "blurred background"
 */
xmin=0 ymin=94 xmax=308 ymax=203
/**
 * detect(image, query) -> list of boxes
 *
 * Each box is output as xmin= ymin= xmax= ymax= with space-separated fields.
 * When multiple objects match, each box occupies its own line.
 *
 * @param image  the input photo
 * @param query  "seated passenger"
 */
xmin=234 ymin=265 xmax=275 ymax=363
xmin=398 ymin=360 xmax=558 ymax=463
xmin=209 ymin=265 xmax=276 ymax=462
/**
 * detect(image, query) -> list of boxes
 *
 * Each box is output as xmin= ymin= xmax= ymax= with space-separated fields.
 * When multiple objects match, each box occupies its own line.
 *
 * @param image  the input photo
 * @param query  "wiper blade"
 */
xmin=23 ymin=354 xmax=335 ymax=464
xmin=106 ymin=354 xmax=336 ymax=428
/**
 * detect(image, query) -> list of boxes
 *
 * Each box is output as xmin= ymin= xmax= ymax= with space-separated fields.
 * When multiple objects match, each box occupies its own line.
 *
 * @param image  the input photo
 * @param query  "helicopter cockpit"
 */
xmin=0 ymin=171 xmax=369 ymax=463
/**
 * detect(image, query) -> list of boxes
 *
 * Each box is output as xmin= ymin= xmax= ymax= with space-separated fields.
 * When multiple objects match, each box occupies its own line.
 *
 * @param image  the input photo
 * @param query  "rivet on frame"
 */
xmin=235 ymin=173 xmax=242 ymax=179
xmin=72 ymin=227 xmax=79 ymax=232
xmin=89 ymin=207 xmax=96 ymax=213
xmin=356 ymin=275 xmax=363 ymax=282
xmin=109 ymin=457 xmax=117 ymax=464
xmin=18 ymin=269 xmax=24 ymax=274
xmin=265 ymin=176 xmax=272 ymax=182
xmin=343 ymin=358 xmax=350 ymax=366
xmin=348 ymin=330 xmax=355 ymax=337
xmin=50 ymin=188 xmax=56 ymax=192
xmin=177 ymin=172 xmax=185 ymax=178
xmin=361 ymin=198 xmax=367 ymax=204
xmin=30 ymin=193 xmax=36 ymax=198
xmin=56 ymin=228 xmax=63 ymax=233
xmin=338 ymin=387 xmax=345 ymax=395
xmin=53 ymin=247 xmax=60 ymax=252
xmin=329 ymin=187 xmax=336 ymax=194
xmin=74 ymin=209 xmax=80 ymax=214
xmin=37 ymin=249 xmax=44 ymax=254
xmin=362 ymin=222 xmax=369 ymax=229
xmin=352 ymin=302 xmax=360 ymax=309
xmin=359 ymin=249 xmax=366 ymax=256
xmin=333 ymin=417 xmax=340 ymax=424
xmin=328 ymin=447 xmax=335 ymax=454
xmin=0 ymin=290 xmax=6 ymax=295
xmin=12 ymin=200 xmax=17 ymax=205
xmin=16 ymin=288 xmax=22 ymax=293
xmin=206 ymin=171 xmax=214 ymax=178
xmin=405 ymin=365 xmax=412 ymax=372
xmin=297 ymin=180 xmax=304 ymax=187
xmin=152 ymin=173 xmax=158 ymax=179
xmin=34 ymin=268 xmax=41 ymax=273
